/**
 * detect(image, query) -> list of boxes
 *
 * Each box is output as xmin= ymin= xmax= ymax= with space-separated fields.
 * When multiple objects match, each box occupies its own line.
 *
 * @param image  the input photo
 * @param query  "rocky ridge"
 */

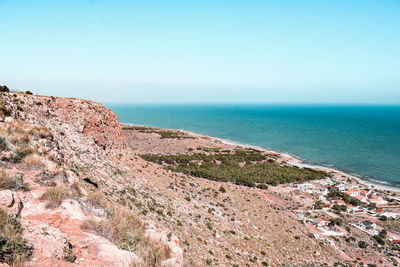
xmin=0 ymin=92 xmax=182 ymax=266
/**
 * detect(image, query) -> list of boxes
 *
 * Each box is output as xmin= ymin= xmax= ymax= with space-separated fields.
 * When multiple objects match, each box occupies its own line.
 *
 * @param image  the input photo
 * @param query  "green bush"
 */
xmin=313 ymin=200 xmax=323 ymax=210
xmin=0 ymin=209 xmax=33 ymax=264
xmin=373 ymin=235 xmax=385 ymax=245
xmin=332 ymin=204 xmax=347 ymax=212
xmin=328 ymin=191 xmax=362 ymax=206
xmin=140 ymin=150 xmax=330 ymax=187
xmin=122 ymin=126 xmax=193 ymax=139
xmin=256 ymin=184 xmax=269 ymax=190
xmin=328 ymin=218 xmax=343 ymax=227
xmin=358 ymin=240 xmax=367 ymax=248
xmin=63 ymin=244 xmax=76 ymax=262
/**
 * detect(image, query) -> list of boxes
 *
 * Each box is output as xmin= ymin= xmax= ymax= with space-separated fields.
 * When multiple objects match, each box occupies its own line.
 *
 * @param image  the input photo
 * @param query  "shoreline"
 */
xmin=121 ymin=122 xmax=400 ymax=193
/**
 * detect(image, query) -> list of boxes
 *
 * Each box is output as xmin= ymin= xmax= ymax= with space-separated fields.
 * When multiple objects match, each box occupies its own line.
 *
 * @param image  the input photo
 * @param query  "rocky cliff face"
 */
xmin=1 ymin=93 xmax=125 ymax=152
xmin=0 ymin=92 xmax=182 ymax=267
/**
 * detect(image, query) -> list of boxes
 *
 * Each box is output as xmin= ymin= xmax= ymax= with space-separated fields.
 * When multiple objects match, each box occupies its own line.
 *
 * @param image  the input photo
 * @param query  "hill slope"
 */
xmin=1 ymin=91 xmax=379 ymax=266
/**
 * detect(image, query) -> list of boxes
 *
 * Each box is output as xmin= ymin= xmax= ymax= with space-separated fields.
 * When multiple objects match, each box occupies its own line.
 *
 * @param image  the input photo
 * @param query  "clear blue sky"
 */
xmin=1 ymin=0 xmax=399 ymax=103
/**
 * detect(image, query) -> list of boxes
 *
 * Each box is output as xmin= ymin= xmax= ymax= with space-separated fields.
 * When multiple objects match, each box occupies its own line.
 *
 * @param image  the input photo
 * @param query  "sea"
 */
xmin=105 ymin=103 xmax=400 ymax=187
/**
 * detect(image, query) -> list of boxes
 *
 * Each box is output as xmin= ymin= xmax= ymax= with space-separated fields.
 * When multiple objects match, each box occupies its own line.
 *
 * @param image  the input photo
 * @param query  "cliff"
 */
xmin=0 ymin=91 xmax=182 ymax=267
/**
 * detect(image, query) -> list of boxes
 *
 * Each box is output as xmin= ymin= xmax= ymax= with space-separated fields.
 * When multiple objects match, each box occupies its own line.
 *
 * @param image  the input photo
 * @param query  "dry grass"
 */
xmin=70 ymin=181 xmax=83 ymax=197
xmin=86 ymin=191 xmax=107 ymax=209
xmin=81 ymin=206 xmax=170 ymax=266
xmin=29 ymin=126 xmax=53 ymax=139
xmin=7 ymin=131 xmax=30 ymax=146
xmin=5 ymin=121 xmax=52 ymax=147
xmin=0 ymin=169 xmax=13 ymax=190
xmin=40 ymin=185 xmax=68 ymax=208
xmin=0 ymin=170 xmax=29 ymax=191
xmin=22 ymin=153 xmax=45 ymax=169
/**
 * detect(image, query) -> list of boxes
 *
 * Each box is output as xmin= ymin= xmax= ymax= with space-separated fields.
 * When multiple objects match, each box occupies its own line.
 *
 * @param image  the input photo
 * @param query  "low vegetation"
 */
xmin=63 ymin=243 xmax=76 ymax=263
xmin=0 ymin=85 xmax=9 ymax=92
xmin=0 ymin=120 xmax=53 ymax=164
xmin=122 ymin=125 xmax=194 ymax=139
xmin=40 ymin=185 xmax=69 ymax=208
xmin=140 ymin=149 xmax=330 ymax=187
xmin=23 ymin=153 xmax=45 ymax=169
xmin=0 ymin=137 xmax=7 ymax=152
xmin=327 ymin=191 xmax=363 ymax=206
xmin=0 ymin=208 xmax=33 ymax=265
xmin=0 ymin=170 xmax=29 ymax=191
xmin=81 ymin=206 xmax=170 ymax=265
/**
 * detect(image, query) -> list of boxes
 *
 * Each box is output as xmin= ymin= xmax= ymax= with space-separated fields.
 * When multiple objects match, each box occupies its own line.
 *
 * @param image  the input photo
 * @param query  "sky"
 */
xmin=1 ymin=0 xmax=400 ymax=103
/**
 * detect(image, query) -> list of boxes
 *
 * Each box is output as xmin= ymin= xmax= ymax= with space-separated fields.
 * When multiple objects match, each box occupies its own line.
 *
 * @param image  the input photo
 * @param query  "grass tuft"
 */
xmin=40 ymin=185 xmax=68 ymax=208
xmin=23 ymin=153 xmax=45 ymax=169
xmin=81 ymin=206 xmax=170 ymax=265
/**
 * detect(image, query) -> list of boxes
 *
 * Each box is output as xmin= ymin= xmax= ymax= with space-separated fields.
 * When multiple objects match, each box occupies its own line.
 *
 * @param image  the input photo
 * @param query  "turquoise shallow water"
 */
xmin=105 ymin=104 xmax=400 ymax=187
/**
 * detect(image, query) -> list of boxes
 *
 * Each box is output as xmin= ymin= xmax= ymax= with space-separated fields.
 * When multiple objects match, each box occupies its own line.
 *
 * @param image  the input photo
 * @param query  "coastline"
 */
xmin=121 ymin=122 xmax=400 ymax=193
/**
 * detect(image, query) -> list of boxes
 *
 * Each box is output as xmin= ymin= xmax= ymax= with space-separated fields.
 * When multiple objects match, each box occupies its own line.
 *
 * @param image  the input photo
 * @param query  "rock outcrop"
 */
xmin=0 ymin=91 xmax=182 ymax=267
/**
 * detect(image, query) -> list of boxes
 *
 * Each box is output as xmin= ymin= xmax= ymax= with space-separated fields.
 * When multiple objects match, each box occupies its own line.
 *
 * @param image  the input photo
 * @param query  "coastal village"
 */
xmin=282 ymin=171 xmax=400 ymax=265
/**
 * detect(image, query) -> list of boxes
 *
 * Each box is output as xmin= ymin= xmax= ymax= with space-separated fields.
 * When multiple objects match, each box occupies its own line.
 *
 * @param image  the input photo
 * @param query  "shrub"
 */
xmin=332 ymin=204 xmax=347 ymax=212
xmin=257 ymin=184 xmax=269 ymax=190
xmin=358 ymin=241 xmax=367 ymax=248
xmin=7 ymin=148 xmax=32 ymax=163
xmin=0 ymin=137 xmax=7 ymax=152
xmin=379 ymin=216 xmax=388 ymax=221
xmin=63 ymin=243 xmax=76 ymax=263
xmin=0 ymin=171 xmax=29 ymax=191
xmin=328 ymin=218 xmax=343 ymax=227
xmin=373 ymin=235 xmax=385 ymax=245
xmin=313 ymin=200 xmax=323 ymax=210
xmin=25 ymin=91 xmax=33 ymax=95
xmin=328 ymin=191 xmax=362 ymax=206
xmin=0 ymin=208 xmax=33 ymax=264
xmin=23 ymin=153 xmax=45 ymax=169
xmin=219 ymin=186 xmax=226 ymax=193
xmin=0 ymin=85 xmax=9 ymax=92
xmin=40 ymin=186 xmax=68 ymax=208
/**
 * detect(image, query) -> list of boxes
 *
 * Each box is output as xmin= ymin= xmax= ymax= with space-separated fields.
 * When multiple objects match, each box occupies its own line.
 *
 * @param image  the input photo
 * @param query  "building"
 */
xmin=315 ymin=217 xmax=330 ymax=227
xmin=354 ymin=194 xmax=367 ymax=203
xmin=297 ymin=183 xmax=315 ymax=190
xmin=357 ymin=220 xmax=376 ymax=231
xmin=369 ymin=196 xmax=388 ymax=206
xmin=297 ymin=183 xmax=316 ymax=193
xmin=380 ymin=212 xmax=399 ymax=219
xmin=322 ymin=204 xmax=331 ymax=211
xmin=345 ymin=189 xmax=360 ymax=197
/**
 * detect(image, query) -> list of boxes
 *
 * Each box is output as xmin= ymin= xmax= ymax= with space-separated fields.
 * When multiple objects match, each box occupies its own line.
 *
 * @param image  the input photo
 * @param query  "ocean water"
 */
xmin=105 ymin=104 xmax=400 ymax=187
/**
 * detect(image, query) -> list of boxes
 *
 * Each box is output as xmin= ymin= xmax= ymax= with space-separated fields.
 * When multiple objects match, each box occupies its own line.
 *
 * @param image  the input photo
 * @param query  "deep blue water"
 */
xmin=105 ymin=104 xmax=400 ymax=187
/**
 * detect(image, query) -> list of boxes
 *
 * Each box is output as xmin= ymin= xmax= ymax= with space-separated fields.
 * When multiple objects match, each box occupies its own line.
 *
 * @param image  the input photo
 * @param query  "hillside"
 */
xmin=0 ymin=91 xmax=394 ymax=266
